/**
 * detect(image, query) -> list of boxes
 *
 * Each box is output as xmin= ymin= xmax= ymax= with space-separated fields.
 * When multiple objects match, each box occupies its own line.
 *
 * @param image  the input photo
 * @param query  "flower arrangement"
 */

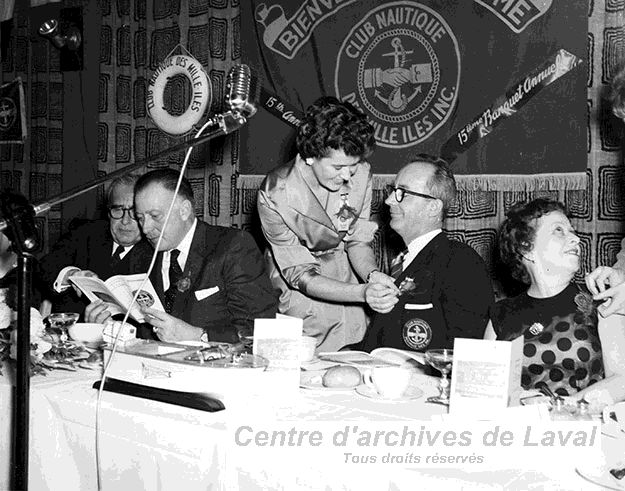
xmin=0 ymin=288 xmax=52 ymax=376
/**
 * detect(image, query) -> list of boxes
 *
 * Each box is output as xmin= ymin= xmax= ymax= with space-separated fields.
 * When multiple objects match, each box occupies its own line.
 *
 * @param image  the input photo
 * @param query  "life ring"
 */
xmin=146 ymin=54 xmax=212 ymax=136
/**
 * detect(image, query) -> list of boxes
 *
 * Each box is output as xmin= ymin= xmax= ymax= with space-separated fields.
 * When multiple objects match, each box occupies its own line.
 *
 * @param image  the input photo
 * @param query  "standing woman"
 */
xmin=257 ymin=96 xmax=399 ymax=352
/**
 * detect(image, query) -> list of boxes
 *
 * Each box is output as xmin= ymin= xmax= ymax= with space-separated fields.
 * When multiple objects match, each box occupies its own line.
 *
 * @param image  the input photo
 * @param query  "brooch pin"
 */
xmin=574 ymin=291 xmax=595 ymax=316
xmin=398 ymin=277 xmax=417 ymax=295
xmin=335 ymin=202 xmax=358 ymax=222
xmin=528 ymin=322 xmax=544 ymax=335
xmin=176 ymin=273 xmax=192 ymax=293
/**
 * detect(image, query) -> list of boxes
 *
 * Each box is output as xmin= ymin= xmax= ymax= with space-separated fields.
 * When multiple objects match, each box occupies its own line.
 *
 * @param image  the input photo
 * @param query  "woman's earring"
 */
xmin=305 ymin=158 xmax=313 ymax=166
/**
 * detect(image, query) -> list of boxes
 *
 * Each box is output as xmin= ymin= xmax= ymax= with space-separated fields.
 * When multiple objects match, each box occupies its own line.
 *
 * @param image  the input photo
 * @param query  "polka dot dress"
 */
xmin=491 ymin=283 xmax=604 ymax=396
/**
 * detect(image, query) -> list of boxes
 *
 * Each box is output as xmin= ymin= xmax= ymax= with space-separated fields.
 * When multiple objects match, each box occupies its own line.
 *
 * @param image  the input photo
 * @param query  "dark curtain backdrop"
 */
xmin=0 ymin=1 xmax=623 ymax=294
xmin=239 ymin=0 xmax=587 ymax=190
xmin=234 ymin=0 xmax=625 ymax=296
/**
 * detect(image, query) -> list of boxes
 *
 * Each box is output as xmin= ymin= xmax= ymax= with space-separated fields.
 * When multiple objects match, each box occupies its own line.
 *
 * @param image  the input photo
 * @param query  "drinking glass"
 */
xmin=425 ymin=348 xmax=453 ymax=405
xmin=45 ymin=312 xmax=79 ymax=345
xmin=236 ymin=327 xmax=254 ymax=354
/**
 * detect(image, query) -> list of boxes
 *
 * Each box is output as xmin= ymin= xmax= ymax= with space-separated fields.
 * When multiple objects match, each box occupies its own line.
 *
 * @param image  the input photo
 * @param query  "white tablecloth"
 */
xmin=0 ymin=367 xmax=603 ymax=490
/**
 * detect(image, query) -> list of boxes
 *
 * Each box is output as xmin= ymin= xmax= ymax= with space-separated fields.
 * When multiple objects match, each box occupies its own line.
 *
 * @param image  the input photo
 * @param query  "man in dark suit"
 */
xmin=362 ymin=156 xmax=493 ymax=352
xmin=38 ymin=174 xmax=152 ymax=318
xmin=96 ymin=168 xmax=277 ymax=343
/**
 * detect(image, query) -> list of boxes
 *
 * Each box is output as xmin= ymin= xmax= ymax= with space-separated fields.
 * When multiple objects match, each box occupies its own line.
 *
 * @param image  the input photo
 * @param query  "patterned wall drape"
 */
xmin=0 ymin=3 xmax=65 ymax=255
xmin=98 ymin=0 xmax=241 ymax=227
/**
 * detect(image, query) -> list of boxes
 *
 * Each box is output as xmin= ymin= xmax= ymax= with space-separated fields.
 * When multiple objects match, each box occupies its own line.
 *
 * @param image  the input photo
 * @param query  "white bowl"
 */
xmin=300 ymin=336 xmax=317 ymax=362
xmin=68 ymin=322 xmax=104 ymax=344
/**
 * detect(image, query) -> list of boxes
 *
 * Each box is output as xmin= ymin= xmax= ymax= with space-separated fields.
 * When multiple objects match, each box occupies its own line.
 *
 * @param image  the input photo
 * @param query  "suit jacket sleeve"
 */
xmin=257 ymin=186 xmax=321 ymax=288
xmin=222 ymin=230 xmax=277 ymax=333
xmin=440 ymin=245 xmax=493 ymax=340
xmin=37 ymin=224 xmax=86 ymax=296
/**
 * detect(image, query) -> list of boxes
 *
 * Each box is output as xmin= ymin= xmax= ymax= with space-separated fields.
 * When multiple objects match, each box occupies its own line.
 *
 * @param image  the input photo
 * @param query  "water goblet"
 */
xmin=425 ymin=348 xmax=453 ymax=405
xmin=45 ymin=312 xmax=80 ymax=346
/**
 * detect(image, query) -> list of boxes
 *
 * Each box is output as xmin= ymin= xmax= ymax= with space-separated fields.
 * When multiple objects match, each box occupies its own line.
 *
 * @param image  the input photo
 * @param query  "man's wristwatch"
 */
xmin=366 ymin=269 xmax=380 ymax=283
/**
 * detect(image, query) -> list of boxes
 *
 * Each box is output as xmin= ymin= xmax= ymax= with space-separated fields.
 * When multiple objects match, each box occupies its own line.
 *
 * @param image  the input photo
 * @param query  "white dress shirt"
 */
xmin=161 ymin=219 xmax=197 ymax=290
xmin=402 ymin=229 xmax=442 ymax=271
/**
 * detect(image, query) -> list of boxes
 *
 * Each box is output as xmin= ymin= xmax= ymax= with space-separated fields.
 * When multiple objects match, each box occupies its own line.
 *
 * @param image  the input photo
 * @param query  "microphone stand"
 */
xmin=1 ymin=111 xmax=246 ymax=233
xmin=3 ymin=110 xmax=245 ymax=490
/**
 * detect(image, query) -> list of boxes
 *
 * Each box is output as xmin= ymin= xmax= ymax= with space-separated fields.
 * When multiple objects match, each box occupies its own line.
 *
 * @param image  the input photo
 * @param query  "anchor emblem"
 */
xmin=370 ymin=37 xmax=431 ymax=114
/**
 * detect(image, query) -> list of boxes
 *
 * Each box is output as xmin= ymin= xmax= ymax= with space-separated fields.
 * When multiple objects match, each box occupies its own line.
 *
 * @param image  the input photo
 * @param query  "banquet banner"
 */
xmin=0 ymin=78 xmax=26 ymax=144
xmin=240 ymin=0 xmax=587 ymax=190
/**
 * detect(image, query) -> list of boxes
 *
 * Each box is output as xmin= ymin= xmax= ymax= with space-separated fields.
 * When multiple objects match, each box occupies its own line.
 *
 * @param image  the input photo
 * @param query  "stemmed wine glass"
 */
xmin=425 ymin=348 xmax=453 ymax=405
xmin=45 ymin=312 xmax=79 ymax=346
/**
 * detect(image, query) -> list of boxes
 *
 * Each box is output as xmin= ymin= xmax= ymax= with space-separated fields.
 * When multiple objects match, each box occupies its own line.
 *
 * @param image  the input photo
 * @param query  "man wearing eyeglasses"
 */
xmin=38 ymin=174 xmax=152 ymax=317
xmin=361 ymin=156 xmax=494 ymax=353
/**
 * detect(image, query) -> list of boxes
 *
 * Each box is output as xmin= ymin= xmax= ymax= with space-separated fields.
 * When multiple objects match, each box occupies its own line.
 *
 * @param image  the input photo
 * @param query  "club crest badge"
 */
xmin=403 ymin=317 xmax=432 ymax=350
xmin=132 ymin=289 xmax=156 ymax=308
xmin=335 ymin=2 xmax=460 ymax=148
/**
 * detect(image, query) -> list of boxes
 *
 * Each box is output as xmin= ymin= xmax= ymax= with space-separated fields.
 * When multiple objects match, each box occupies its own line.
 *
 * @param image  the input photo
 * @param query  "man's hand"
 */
xmin=142 ymin=307 xmax=204 ymax=342
xmin=67 ymin=269 xmax=99 ymax=297
xmin=365 ymin=281 xmax=400 ymax=314
xmin=367 ymin=271 xmax=399 ymax=290
xmin=85 ymin=299 xmax=114 ymax=324
xmin=585 ymin=266 xmax=625 ymax=295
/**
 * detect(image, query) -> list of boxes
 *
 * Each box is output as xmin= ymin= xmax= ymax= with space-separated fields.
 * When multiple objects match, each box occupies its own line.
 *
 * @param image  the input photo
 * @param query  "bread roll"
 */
xmin=322 ymin=365 xmax=362 ymax=388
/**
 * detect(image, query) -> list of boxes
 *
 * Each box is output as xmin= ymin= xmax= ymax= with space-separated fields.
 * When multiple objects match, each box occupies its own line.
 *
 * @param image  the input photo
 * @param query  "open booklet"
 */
xmin=69 ymin=273 xmax=164 ymax=323
xmin=316 ymin=347 xmax=427 ymax=369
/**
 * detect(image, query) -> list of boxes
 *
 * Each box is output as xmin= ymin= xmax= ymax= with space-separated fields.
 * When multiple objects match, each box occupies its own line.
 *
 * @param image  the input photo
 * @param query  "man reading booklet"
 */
xmin=70 ymin=273 xmax=164 ymax=323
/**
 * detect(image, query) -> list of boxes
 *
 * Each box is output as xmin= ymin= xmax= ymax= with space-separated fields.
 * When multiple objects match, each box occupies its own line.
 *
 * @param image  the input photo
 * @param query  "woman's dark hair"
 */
xmin=296 ymin=96 xmax=375 ymax=161
xmin=498 ymin=198 xmax=568 ymax=285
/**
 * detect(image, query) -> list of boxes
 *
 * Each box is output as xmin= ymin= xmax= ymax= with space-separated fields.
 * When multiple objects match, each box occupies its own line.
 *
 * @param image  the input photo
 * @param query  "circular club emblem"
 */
xmin=403 ymin=317 xmax=432 ymax=350
xmin=133 ymin=289 xmax=155 ymax=308
xmin=335 ymin=1 xmax=460 ymax=148
xmin=0 ymin=97 xmax=17 ymax=131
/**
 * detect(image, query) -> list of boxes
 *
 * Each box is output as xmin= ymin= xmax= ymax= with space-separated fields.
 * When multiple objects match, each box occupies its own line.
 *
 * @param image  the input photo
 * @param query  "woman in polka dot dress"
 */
xmin=485 ymin=199 xmax=622 ymax=398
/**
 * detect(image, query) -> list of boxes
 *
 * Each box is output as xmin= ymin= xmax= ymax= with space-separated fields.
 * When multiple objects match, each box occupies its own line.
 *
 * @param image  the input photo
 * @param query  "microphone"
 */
xmin=226 ymin=64 xmax=257 ymax=118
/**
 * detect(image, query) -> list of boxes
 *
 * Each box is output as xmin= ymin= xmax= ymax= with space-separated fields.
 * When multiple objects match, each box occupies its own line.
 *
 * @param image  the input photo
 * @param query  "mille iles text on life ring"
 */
xmin=147 ymin=54 xmax=212 ymax=136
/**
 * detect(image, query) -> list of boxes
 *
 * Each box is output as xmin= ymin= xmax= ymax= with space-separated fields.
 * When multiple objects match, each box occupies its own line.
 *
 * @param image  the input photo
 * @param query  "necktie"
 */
xmin=390 ymin=249 xmax=408 ymax=280
xmin=110 ymin=245 xmax=125 ymax=269
xmin=164 ymin=249 xmax=183 ymax=313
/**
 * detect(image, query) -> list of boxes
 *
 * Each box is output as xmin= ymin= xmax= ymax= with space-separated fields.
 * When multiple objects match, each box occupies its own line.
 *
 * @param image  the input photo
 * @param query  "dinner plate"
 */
xmin=355 ymin=384 xmax=423 ymax=402
xmin=576 ymin=464 xmax=625 ymax=490
xmin=575 ymin=436 xmax=625 ymax=490
xmin=603 ymin=421 xmax=625 ymax=440
xmin=299 ymin=371 xmax=359 ymax=391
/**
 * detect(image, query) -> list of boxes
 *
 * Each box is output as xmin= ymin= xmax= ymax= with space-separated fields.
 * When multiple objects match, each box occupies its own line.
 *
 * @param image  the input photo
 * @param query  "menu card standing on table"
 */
xmin=449 ymin=337 xmax=523 ymax=419
xmin=253 ymin=316 xmax=303 ymax=396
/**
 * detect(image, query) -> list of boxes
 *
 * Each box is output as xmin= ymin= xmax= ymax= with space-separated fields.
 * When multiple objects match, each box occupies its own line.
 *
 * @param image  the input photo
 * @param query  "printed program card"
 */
xmin=253 ymin=317 xmax=303 ymax=395
xmin=449 ymin=337 xmax=523 ymax=419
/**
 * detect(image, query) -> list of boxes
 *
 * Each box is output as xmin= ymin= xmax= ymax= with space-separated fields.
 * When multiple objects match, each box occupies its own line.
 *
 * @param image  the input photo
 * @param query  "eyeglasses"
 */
xmin=108 ymin=206 xmax=136 ymax=220
xmin=385 ymin=185 xmax=437 ymax=203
